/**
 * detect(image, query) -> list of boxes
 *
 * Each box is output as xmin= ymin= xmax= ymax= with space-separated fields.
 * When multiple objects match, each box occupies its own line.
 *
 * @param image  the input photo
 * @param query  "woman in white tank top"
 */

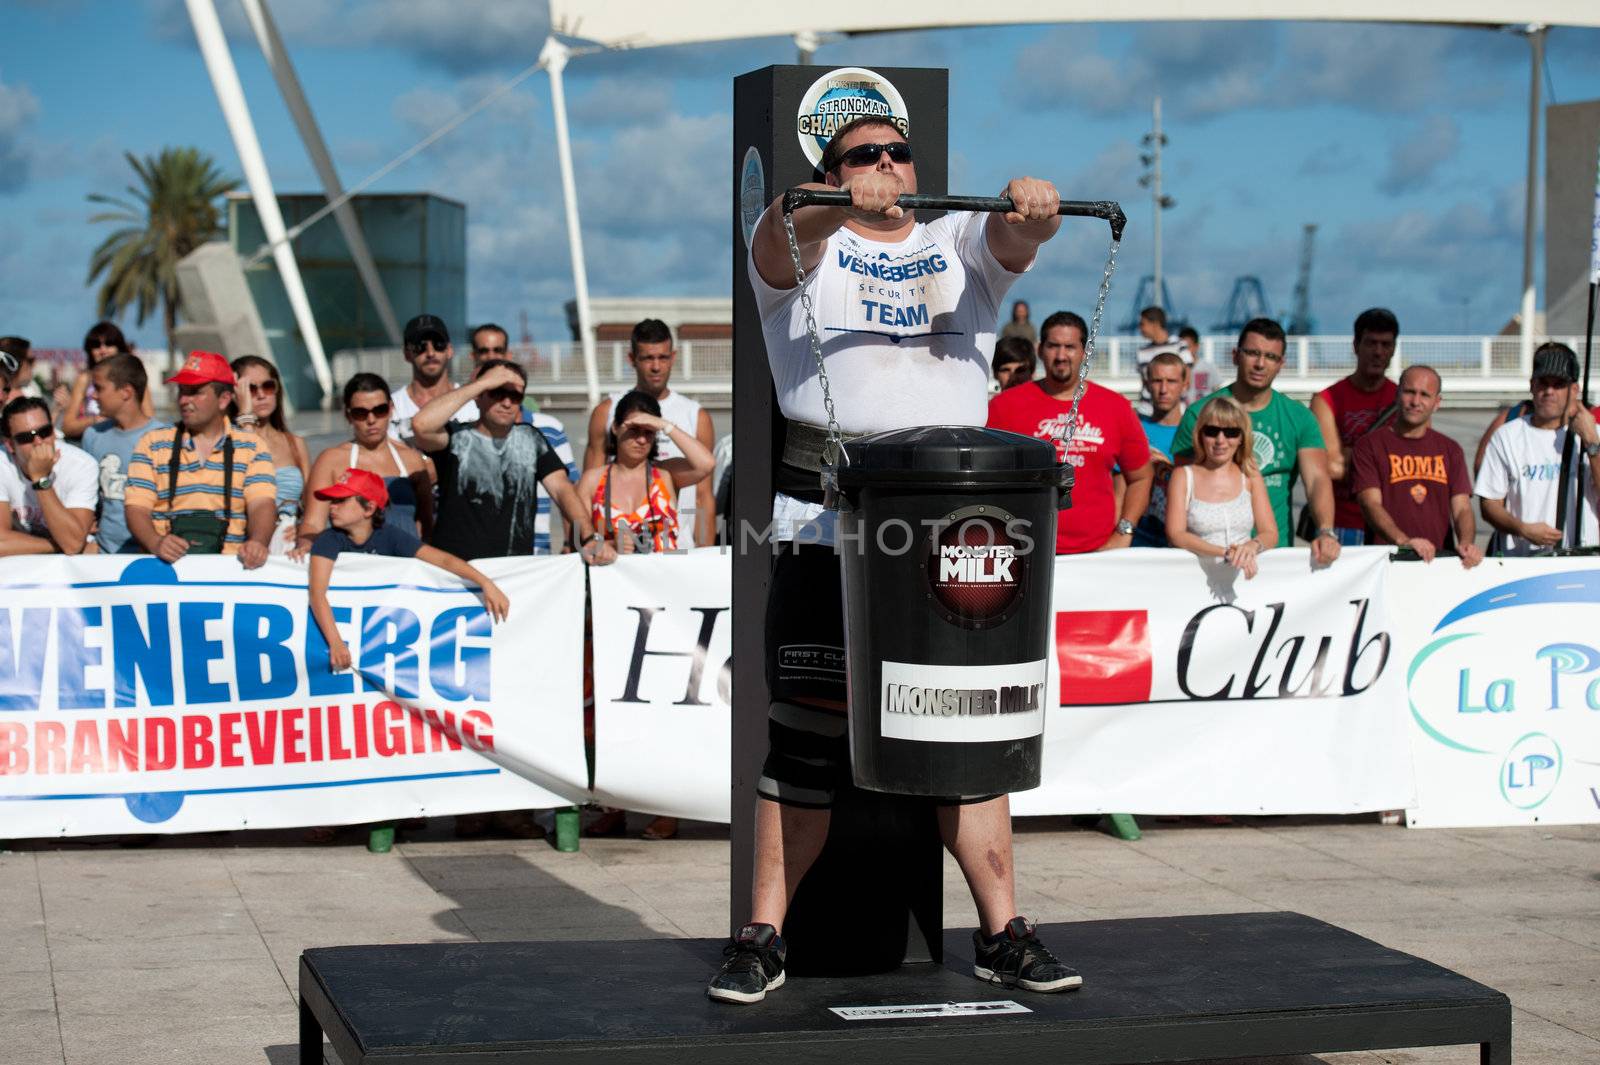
xmin=1166 ymin=395 xmax=1278 ymax=578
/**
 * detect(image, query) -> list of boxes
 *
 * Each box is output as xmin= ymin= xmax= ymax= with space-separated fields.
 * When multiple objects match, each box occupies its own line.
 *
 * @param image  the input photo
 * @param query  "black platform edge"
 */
xmin=298 ymin=912 xmax=1512 ymax=1065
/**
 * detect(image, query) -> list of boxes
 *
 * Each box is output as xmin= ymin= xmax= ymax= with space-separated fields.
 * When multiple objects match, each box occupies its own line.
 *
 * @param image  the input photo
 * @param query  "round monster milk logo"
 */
xmin=925 ymin=508 xmax=1025 ymax=629
xmin=796 ymin=67 xmax=909 ymax=170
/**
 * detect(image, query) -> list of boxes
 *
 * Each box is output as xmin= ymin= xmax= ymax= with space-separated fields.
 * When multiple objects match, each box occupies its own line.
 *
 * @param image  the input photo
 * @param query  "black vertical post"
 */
xmin=731 ymin=64 xmax=950 ymax=975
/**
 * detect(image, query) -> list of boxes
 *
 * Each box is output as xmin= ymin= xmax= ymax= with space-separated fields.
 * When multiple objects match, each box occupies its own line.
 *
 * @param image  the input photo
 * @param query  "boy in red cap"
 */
xmin=308 ymin=466 xmax=510 ymax=671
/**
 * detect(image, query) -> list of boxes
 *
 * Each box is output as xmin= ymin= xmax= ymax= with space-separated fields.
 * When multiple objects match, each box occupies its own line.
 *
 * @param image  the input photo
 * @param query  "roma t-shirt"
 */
xmin=1350 ymin=425 xmax=1471 ymax=549
xmin=986 ymin=379 xmax=1149 ymax=554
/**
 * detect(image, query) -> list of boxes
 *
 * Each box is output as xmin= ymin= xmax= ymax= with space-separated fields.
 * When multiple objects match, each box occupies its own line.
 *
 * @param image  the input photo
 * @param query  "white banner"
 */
xmin=1013 ymin=547 xmax=1414 ymax=816
xmin=588 ymin=549 xmax=731 ymax=822
xmin=0 ymin=554 xmax=590 ymax=836
xmin=1391 ymin=558 xmax=1600 ymax=827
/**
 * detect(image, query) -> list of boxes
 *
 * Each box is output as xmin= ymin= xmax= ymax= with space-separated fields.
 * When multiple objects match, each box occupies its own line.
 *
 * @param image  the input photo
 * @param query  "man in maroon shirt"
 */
xmin=987 ymin=310 xmax=1151 ymax=552
xmin=1311 ymin=308 xmax=1400 ymax=544
xmin=1351 ymin=364 xmax=1483 ymax=567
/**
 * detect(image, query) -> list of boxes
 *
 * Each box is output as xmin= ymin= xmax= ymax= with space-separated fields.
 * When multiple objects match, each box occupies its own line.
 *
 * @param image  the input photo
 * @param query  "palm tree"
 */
xmin=86 ymin=147 xmax=238 ymax=354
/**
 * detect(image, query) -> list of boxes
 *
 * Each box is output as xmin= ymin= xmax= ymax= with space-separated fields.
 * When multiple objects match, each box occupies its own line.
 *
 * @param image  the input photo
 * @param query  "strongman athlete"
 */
xmin=708 ymin=116 xmax=1080 ymax=1003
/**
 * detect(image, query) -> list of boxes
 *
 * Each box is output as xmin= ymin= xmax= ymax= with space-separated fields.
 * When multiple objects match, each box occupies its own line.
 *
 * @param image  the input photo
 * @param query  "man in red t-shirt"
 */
xmin=987 ymin=310 xmax=1150 ymax=553
xmin=1351 ymin=365 xmax=1483 ymax=567
xmin=1311 ymin=308 xmax=1400 ymax=544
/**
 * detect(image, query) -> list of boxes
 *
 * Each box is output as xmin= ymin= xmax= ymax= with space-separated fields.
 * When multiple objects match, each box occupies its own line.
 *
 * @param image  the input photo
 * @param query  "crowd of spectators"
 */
xmin=984 ymin=307 xmax=1600 ymax=575
xmin=4 ymin=307 xmax=1598 ymax=578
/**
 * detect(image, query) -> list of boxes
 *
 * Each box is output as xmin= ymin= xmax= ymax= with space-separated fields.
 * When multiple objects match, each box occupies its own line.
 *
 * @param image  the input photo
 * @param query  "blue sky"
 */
xmin=2 ymin=0 xmax=1598 ymax=352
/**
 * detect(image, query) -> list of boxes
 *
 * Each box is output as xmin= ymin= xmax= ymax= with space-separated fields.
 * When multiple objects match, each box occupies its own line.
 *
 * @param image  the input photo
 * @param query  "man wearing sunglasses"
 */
xmin=0 ymin=395 xmax=99 ymax=556
xmin=412 ymin=359 xmax=613 ymax=565
xmin=390 ymin=314 xmax=476 ymax=443
xmin=716 ymin=118 xmax=1077 ymax=1005
xmin=473 ymin=321 xmax=580 ymax=555
xmin=1171 ymin=317 xmax=1340 ymax=566
xmin=124 ymin=351 xmax=278 ymax=567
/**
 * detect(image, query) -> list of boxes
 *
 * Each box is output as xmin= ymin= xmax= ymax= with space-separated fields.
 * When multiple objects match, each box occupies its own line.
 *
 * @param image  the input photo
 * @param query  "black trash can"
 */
xmin=834 ymin=426 xmax=1070 ymax=798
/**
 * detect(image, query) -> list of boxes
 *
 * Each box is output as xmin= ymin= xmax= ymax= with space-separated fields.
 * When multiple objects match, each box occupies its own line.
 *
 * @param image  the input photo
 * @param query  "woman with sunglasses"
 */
xmin=55 ymin=322 xmax=156 ymax=440
xmin=576 ymin=390 xmax=714 ymax=556
xmin=575 ymin=389 xmax=713 ymax=841
xmin=1165 ymin=395 xmax=1278 ymax=579
xmin=231 ymin=356 xmax=311 ymax=556
xmin=293 ymin=373 xmax=434 ymax=559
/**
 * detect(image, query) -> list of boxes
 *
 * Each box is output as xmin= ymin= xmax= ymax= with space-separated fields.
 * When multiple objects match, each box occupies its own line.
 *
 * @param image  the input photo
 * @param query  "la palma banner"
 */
xmin=0 ymin=554 xmax=589 ymax=836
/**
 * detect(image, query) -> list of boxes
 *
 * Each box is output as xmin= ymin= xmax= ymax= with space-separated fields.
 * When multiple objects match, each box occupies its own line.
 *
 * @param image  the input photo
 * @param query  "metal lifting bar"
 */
xmin=781 ymin=189 xmax=1127 ymax=241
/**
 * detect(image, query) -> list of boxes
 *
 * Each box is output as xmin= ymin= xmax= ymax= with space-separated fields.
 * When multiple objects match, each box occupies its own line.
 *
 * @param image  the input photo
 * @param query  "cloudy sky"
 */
xmin=2 ymin=0 xmax=1598 ymax=352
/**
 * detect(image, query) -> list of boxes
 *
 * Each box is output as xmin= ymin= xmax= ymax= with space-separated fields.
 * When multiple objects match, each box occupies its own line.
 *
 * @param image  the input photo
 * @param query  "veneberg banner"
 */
xmin=588 ymin=549 xmax=731 ymax=822
xmin=0 ymin=554 xmax=589 ymax=836
xmin=1391 ymin=558 xmax=1600 ymax=827
xmin=1013 ymin=547 xmax=1414 ymax=816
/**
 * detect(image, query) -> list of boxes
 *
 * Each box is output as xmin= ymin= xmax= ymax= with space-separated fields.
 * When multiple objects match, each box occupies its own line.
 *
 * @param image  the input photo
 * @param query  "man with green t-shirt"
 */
xmin=1172 ymin=317 xmax=1341 ymax=566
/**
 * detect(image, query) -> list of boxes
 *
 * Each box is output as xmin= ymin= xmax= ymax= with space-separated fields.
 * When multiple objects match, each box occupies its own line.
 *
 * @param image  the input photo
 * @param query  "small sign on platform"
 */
xmin=829 ymin=1000 xmax=1032 ymax=1021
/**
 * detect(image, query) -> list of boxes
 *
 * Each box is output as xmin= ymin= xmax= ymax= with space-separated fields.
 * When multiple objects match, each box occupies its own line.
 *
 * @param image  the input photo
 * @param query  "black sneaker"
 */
xmin=707 ymin=923 xmax=787 ymax=1004
xmin=972 ymin=917 xmax=1083 ymax=993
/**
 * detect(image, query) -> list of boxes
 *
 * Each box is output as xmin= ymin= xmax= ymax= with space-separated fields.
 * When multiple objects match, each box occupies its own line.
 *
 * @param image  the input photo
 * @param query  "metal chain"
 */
xmin=1061 ymin=235 xmax=1121 ymax=451
xmin=780 ymin=209 xmax=844 ymax=483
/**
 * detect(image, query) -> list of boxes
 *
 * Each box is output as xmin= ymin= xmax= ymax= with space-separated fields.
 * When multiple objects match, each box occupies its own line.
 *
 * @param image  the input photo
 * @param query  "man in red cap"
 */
xmin=124 ymin=351 xmax=278 ymax=567
xmin=307 ymin=466 xmax=510 ymax=671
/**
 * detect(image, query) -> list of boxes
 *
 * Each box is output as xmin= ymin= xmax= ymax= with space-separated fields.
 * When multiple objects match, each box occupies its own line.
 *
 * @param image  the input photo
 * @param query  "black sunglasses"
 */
xmin=837 ymin=142 xmax=912 ymax=168
xmin=347 ymin=402 xmax=391 ymax=421
xmin=1200 ymin=425 xmax=1243 ymax=440
xmin=11 ymin=424 xmax=54 ymax=445
xmin=484 ymin=387 xmax=523 ymax=405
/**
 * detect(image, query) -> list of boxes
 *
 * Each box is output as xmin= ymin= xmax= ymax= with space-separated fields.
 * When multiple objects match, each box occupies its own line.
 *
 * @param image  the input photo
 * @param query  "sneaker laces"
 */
xmin=985 ymin=924 xmax=1060 ymax=988
xmin=719 ymin=939 xmax=766 ymax=976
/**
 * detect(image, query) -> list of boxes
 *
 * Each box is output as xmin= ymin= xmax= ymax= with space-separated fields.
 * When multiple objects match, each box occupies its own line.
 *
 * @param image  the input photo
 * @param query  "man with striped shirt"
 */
xmin=124 ymin=351 xmax=277 ymax=567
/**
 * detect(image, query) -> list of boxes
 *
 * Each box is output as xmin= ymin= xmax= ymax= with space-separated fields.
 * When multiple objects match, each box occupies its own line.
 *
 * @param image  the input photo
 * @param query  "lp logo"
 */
xmin=1498 ymin=732 xmax=1562 ymax=810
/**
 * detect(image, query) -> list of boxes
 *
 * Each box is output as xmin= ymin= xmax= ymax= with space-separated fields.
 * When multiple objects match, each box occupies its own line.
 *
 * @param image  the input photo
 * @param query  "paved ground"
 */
xmin=3 ymin=816 xmax=1595 ymax=1065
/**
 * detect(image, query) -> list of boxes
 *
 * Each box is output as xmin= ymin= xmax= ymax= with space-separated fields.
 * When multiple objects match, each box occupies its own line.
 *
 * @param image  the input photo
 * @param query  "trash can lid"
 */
xmin=836 ymin=426 xmax=1062 ymax=488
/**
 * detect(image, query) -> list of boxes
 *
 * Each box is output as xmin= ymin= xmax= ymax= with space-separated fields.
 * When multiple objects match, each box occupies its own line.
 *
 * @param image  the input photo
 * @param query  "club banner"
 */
xmin=588 ymin=549 xmax=731 ymax=822
xmin=0 ymin=554 xmax=590 ymax=837
xmin=1390 ymin=557 xmax=1600 ymax=828
xmin=1011 ymin=546 xmax=1414 ymax=816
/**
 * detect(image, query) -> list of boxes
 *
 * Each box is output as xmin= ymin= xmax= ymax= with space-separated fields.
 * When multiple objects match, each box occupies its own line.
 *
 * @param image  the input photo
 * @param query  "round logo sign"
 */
xmin=925 ymin=507 xmax=1026 ymax=628
xmin=795 ymin=66 xmax=909 ymax=170
xmin=738 ymin=146 xmax=766 ymax=249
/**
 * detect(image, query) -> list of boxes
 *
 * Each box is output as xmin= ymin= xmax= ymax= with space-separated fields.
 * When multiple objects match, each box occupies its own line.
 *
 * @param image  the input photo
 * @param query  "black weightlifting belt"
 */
xmin=782 ymin=420 xmax=870 ymax=474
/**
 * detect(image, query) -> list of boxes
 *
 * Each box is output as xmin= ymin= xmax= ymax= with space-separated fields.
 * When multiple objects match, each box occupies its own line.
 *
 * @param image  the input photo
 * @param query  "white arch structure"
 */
xmin=547 ymin=1 xmax=1600 ymax=384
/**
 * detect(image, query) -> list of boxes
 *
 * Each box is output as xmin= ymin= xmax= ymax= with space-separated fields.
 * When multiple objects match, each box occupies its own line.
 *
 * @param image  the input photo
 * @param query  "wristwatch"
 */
xmin=1584 ymin=439 xmax=1600 ymax=458
xmin=1315 ymin=527 xmax=1338 ymax=541
xmin=1115 ymin=518 xmax=1134 ymax=536
xmin=31 ymin=473 xmax=54 ymax=492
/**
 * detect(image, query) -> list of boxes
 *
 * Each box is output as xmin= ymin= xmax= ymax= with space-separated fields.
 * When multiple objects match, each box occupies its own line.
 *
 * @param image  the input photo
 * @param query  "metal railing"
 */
xmin=317 ymin=332 xmax=1585 ymax=407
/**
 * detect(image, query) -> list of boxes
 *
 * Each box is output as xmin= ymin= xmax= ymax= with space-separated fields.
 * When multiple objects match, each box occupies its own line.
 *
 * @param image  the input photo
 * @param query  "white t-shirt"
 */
xmin=388 ymin=385 xmax=477 ymax=444
xmin=606 ymin=388 xmax=706 ymax=546
xmin=750 ymin=208 xmax=1023 ymax=540
xmin=1476 ymin=414 xmax=1600 ymax=555
xmin=0 ymin=442 xmax=99 ymax=537
xmin=751 ymin=208 xmax=1021 ymax=433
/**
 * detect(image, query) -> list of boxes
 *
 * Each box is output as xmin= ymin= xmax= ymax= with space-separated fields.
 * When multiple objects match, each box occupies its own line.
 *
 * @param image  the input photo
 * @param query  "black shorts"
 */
xmin=765 ymin=542 xmax=847 ymax=705
xmin=756 ymin=701 xmax=1000 ymax=810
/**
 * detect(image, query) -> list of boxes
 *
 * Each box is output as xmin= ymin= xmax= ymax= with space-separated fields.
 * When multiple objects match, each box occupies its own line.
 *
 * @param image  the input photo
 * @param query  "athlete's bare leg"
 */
xmin=938 ymin=794 xmax=1017 ymax=937
xmin=750 ymin=797 xmax=830 ymax=931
